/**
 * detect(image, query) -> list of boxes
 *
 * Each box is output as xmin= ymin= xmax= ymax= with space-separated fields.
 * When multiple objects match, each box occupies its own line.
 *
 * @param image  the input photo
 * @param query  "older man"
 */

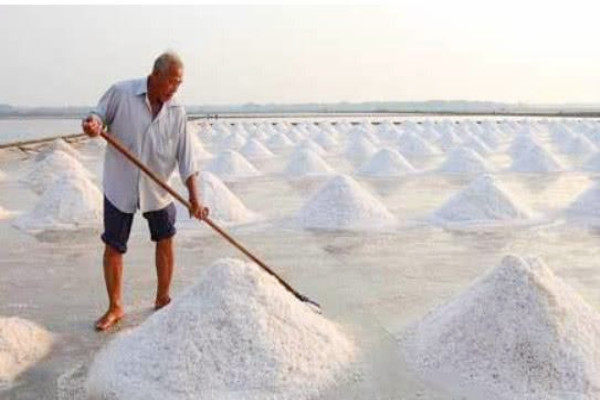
xmin=82 ymin=51 xmax=208 ymax=331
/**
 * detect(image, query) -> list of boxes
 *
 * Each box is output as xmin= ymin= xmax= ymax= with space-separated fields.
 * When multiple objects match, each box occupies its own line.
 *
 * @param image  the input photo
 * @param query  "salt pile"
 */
xmin=434 ymin=175 xmax=532 ymax=224
xmin=401 ymin=255 xmax=600 ymax=400
xmin=582 ymin=152 xmax=600 ymax=172
xmin=205 ymin=150 xmax=261 ymax=182
xmin=509 ymin=143 xmax=565 ymax=173
xmin=0 ymin=316 xmax=53 ymax=385
xmin=293 ymin=139 xmax=327 ymax=156
xmin=344 ymin=136 xmax=377 ymax=162
xmin=313 ymin=131 xmax=339 ymax=151
xmin=190 ymin=133 xmax=213 ymax=160
xmin=35 ymin=138 xmax=81 ymax=161
xmin=198 ymin=172 xmax=258 ymax=224
xmin=558 ymin=134 xmax=598 ymax=155
xmin=284 ymin=148 xmax=334 ymax=177
xmin=296 ymin=175 xmax=395 ymax=230
xmin=437 ymin=146 xmax=493 ymax=174
xmin=239 ymin=138 xmax=275 ymax=160
xmin=266 ymin=132 xmax=295 ymax=150
xmin=14 ymin=174 xmax=103 ymax=234
xmin=86 ymin=258 xmax=355 ymax=400
xmin=397 ymin=132 xmax=440 ymax=156
xmin=508 ymin=134 xmax=543 ymax=159
xmin=565 ymin=182 xmax=600 ymax=219
xmin=24 ymin=149 xmax=94 ymax=195
xmin=358 ymin=148 xmax=416 ymax=177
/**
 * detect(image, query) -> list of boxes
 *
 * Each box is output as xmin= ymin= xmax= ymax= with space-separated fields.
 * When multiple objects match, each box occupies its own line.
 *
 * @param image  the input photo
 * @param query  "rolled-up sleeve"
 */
xmin=177 ymin=117 xmax=198 ymax=183
xmin=89 ymin=84 xmax=119 ymax=129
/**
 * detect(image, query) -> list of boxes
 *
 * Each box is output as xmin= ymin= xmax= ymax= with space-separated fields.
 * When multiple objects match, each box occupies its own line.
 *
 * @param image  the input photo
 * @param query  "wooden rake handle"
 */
xmin=98 ymin=131 xmax=320 ymax=310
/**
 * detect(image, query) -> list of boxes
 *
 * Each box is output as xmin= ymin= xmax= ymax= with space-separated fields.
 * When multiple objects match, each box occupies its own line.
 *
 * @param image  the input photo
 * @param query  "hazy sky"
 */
xmin=1 ymin=2 xmax=599 ymax=107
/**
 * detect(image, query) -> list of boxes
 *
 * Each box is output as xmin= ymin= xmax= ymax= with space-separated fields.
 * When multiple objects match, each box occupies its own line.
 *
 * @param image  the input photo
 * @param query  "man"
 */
xmin=82 ymin=51 xmax=208 ymax=331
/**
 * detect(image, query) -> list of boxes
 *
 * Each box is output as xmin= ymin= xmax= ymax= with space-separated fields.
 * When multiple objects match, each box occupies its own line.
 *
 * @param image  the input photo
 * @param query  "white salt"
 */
xmin=401 ymin=254 xmax=600 ymax=400
xmin=582 ymin=151 xmax=600 ymax=172
xmin=509 ymin=143 xmax=565 ymax=173
xmin=0 ymin=316 xmax=53 ymax=385
xmin=239 ymin=138 xmax=275 ymax=160
xmin=565 ymin=182 xmax=600 ymax=219
xmin=437 ymin=146 xmax=493 ymax=174
xmin=24 ymin=149 xmax=95 ymax=195
xmin=220 ymin=132 xmax=247 ymax=150
xmin=266 ymin=132 xmax=295 ymax=150
xmin=14 ymin=174 xmax=103 ymax=234
xmin=558 ymin=134 xmax=598 ymax=155
xmin=434 ymin=175 xmax=532 ymax=224
xmin=205 ymin=150 xmax=261 ymax=182
xmin=35 ymin=138 xmax=81 ymax=161
xmin=397 ymin=132 xmax=440 ymax=156
xmin=344 ymin=136 xmax=377 ymax=162
xmin=198 ymin=172 xmax=258 ymax=224
xmin=313 ymin=131 xmax=339 ymax=151
xmin=296 ymin=174 xmax=396 ymax=230
xmin=190 ymin=133 xmax=213 ymax=160
xmin=284 ymin=148 xmax=334 ymax=177
xmin=293 ymin=139 xmax=327 ymax=156
xmin=86 ymin=258 xmax=355 ymax=400
xmin=358 ymin=148 xmax=416 ymax=177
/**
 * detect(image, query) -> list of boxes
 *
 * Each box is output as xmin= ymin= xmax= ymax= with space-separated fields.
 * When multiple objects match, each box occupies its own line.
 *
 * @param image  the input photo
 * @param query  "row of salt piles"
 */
xmin=86 ymin=258 xmax=356 ymax=400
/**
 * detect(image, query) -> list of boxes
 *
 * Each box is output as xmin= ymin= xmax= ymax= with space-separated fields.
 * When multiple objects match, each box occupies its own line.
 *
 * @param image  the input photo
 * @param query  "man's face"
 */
xmin=154 ymin=64 xmax=183 ymax=103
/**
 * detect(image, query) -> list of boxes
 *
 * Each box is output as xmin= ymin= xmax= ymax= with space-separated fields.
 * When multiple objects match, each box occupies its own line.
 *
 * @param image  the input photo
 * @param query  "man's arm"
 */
xmin=185 ymin=173 xmax=209 ymax=220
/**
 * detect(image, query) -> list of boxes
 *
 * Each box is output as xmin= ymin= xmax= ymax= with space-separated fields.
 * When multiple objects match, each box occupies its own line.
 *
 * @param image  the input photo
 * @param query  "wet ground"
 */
xmin=0 ymin=118 xmax=599 ymax=399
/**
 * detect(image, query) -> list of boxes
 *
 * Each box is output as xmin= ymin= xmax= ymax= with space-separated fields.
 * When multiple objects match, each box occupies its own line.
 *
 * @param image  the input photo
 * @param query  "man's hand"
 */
xmin=82 ymin=115 xmax=103 ymax=138
xmin=189 ymin=197 xmax=209 ymax=220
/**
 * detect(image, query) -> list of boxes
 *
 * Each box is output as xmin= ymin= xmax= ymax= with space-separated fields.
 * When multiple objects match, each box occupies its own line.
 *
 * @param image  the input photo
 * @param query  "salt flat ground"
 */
xmin=0 ymin=116 xmax=598 ymax=399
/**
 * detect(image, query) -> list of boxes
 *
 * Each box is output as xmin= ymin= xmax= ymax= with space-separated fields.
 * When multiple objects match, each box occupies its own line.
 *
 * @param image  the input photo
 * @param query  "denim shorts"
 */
xmin=101 ymin=197 xmax=177 ymax=254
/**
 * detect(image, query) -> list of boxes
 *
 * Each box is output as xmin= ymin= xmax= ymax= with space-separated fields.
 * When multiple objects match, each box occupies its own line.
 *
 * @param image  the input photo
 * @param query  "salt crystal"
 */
xmin=24 ymin=150 xmax=95 ymax=195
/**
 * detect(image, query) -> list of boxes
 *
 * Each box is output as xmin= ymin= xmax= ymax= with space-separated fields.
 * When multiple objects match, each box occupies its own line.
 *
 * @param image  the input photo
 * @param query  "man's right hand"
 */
xmin=82 ymin=115 xmax=103 ymax=137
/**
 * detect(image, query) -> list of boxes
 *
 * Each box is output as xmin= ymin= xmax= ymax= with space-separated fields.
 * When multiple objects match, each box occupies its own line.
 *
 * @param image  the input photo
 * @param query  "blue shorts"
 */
xmin=101 ymin=197 xmax=177 ymax=254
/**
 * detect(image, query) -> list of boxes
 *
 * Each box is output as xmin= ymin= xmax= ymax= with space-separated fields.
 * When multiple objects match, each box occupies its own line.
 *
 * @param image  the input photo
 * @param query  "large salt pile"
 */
xmin=433 ymin=175 xmax=532 ymax=225
xmin=198 ymin=172 xmax=258 ymax=224
xmin=220 ymin=132 xmax=247 ymax=150
xmin=437 ymin=146 xmax=493 ymax=174
xmin=240 ymin=138 xmax=275 ymax=160
xmin=565 ymin=182 xmax=600 ymax=219
xmin=14 ymin=174 xmax=103 ymax=234
xmin=293 ymin=139 xmax=327 ymax=156
xmin=358 ymin=148 xmax=416 ymax=177
xmin=284 ymin=148 xmax=334 ymax=177
xmin=401 ymin=255 xmax=600 ymax=400
xmin=509 ymin=143 xmax=565 ymax=173
xmin=86 ymin=258 xmax=355 ymax=400
xmin=35 ymin=138 xmax=81 ymax=161
xmin=508 ymin=134 xmax=543 ymax=159
xmin=205 ymin=150 xmax=261 ymax=182
xmin=0 ymin=316 xmax=53 ymax=385
xmin=296 ymin=175 xmax=395 ymax=230
xmin=24 ymin=149 xmax=94 ymax=195
xmin=313 ymin=131 xmax=339 ymax=152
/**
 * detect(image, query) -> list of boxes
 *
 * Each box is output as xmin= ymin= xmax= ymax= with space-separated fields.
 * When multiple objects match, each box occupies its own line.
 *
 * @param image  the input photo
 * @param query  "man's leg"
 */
xmin=96 ymin=197 xmax=133 ymax=331
xmin=95 ymin=245 xmax=125 ymax=330
xmin=155 ymin=237 xmax=174 ymax=309
xmin=143 ymin=202 xmax=177 ymax=310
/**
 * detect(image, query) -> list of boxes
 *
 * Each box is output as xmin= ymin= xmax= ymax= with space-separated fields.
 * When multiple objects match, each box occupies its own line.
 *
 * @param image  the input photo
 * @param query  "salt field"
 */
xmin=0 ymin=115 xmax=599 ymax=399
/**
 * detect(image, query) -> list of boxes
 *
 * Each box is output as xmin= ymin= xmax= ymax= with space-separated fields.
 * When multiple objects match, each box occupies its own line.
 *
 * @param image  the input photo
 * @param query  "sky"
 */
xmin=0 ymin=2 xmax=599 ymax=107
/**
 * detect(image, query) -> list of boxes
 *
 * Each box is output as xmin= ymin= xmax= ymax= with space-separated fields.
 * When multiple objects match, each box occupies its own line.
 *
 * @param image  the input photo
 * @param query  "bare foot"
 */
xmin=94 ymin=308 xmax=124 ymax=331
xmin=154 ymin=296 xmax=171 ymax=310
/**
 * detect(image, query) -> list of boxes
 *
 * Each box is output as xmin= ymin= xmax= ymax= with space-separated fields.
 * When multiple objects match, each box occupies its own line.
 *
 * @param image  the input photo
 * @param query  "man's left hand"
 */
xmin=189 ymin=198 xmax=209 ymax=220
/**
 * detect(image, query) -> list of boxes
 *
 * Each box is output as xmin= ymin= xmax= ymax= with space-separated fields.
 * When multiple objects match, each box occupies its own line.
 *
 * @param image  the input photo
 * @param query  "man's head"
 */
xmin=150 ymin=51 xmax=184 ymax=103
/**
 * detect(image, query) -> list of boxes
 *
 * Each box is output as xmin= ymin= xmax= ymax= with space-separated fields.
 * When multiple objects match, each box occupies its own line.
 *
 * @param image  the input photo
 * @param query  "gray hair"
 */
xmin=152 ymin=51 xmax=183 ymax=74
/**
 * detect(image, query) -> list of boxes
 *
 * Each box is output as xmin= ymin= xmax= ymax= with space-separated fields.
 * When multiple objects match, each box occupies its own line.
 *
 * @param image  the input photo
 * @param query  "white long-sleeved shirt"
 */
xmin=89 ymin=78 xmax=197 ymax=213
